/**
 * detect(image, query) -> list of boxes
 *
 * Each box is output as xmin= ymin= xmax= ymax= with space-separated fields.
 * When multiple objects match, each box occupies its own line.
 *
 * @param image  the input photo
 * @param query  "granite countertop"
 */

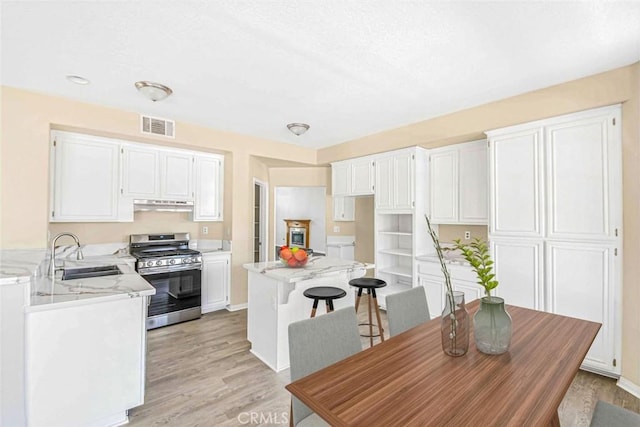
xmin=243 ymin=256 xmax=373 ymax=284
xmin=415 ymin=253 xmax=472 ymax=267
xmin=326 ymin=242 xmax=355 ymax=247
xmin=0 ymin=249 xmax=155 ymax=311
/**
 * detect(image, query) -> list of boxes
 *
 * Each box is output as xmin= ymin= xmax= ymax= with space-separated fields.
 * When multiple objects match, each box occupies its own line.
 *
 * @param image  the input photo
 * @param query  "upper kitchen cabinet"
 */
xmin=50 ymin=131 xmax=123 ymax=222
xmin=331 ymin=156 xmax=375 ymax=197
xmin=193 ymin=154 xmax=224 ymax=221
xmin=487 ymin=105 xmax=621 ymax=240
xmin=123 ymin=146 xmax=193 ymax=201
xmin=333 ymin=196 xmax=355 ymax=221
xmin=375 ymin=148 xmax=421 ymax=211
xmin=429 ymin=140 xmax=488 ymax=224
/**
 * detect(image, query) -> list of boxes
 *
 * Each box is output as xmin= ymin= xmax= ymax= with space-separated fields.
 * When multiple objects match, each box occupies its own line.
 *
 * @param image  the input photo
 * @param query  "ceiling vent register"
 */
xmin=141 ymin=115 xmax=175 ymax=138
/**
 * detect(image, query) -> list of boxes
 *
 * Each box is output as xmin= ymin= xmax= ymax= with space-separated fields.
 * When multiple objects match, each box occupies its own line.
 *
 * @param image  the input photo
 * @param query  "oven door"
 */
xmin=141 ymin=268 xmax=201 ymax=317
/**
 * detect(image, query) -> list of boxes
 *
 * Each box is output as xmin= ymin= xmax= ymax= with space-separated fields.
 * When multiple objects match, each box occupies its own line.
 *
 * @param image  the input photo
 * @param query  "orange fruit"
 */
xmin=294 ymin=249 xmax=307 ymax=261
xmin=287 ymin=257 xmax=298 ymax=267
xmin=280 ymin=248 xmax=293 ymax=260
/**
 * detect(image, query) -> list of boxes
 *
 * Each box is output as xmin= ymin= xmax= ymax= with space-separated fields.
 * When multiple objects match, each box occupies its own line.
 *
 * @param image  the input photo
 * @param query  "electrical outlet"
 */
xmin=333 ymin=226 xmax=340 ymax=233
xmin=202 ymin=226 xmax=209 ymax=235
xmin=464 ymin=231 xmax=471 ymax=240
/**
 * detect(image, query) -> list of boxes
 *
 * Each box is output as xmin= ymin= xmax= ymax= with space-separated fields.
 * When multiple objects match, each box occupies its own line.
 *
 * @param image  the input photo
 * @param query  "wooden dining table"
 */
xmin=286 ymin=300 xmax=601 ymax=426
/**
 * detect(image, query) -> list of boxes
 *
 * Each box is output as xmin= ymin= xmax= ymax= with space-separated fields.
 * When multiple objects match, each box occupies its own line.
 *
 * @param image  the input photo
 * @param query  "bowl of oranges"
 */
xmin=279 ymin=246 xmax=308 ymax=268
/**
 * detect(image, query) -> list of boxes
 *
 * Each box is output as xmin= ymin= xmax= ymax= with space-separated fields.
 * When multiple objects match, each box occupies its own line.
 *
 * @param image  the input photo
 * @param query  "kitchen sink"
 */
xmin=62 ymin=265 xmax=122 ymax=281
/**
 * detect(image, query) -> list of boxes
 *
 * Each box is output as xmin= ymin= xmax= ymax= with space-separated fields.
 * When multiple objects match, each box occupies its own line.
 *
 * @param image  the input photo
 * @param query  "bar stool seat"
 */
xmin=349 ymin=278 xmax=387 ymax=346
xmin=303 ymin=286 xmax=347 ymax=318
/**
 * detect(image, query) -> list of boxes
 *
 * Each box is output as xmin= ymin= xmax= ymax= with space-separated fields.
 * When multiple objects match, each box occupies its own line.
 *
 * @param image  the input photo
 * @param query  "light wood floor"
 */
xmin=129 ymin=301 xmax=639 ymax=426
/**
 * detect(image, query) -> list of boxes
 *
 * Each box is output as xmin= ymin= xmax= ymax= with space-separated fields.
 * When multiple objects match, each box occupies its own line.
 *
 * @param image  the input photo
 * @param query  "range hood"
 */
xmin=133 ymin=199 xmax=194 ymax=212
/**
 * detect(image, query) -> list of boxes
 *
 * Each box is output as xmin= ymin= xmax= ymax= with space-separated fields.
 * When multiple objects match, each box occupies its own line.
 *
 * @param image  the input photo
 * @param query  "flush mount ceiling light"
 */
xmin=135 ymin=81 xmax=173 ymax=102
xmin=287 ymin=123 xmax=310 ymax=136
xmin=66 ymin=75 xmax=90 ymax=85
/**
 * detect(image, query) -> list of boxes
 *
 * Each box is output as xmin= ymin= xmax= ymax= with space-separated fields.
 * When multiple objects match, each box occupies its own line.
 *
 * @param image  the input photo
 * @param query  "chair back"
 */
xmin=386 ymin=286 xmax=431 ymax=337
xmin=288 ymin=307 xmax=362 ymax=425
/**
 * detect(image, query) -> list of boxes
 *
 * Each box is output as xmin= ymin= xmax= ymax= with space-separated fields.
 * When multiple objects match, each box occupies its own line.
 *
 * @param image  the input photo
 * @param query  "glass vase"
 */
xmin=473 ymin=296 xmax=512 ymax=355
xmin=441 ymin=291 xmax=469 ymax=357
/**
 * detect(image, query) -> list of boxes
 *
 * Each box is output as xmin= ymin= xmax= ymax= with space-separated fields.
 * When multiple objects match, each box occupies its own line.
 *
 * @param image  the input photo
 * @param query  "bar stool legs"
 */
xmin=354 ymin=287 xmax=385 ymax=346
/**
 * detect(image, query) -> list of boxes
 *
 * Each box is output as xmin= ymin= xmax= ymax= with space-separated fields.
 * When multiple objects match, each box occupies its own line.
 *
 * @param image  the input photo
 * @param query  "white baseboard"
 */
xmin=617 ymin=376 xmax=640 ymax=399
xmin=227 ymin=303 xmax=247 ymax=312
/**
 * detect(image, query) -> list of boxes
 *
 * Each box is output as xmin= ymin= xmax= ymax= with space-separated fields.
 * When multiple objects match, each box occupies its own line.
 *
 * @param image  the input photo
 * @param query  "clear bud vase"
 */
xmin=441 ymin=291 xmax=469 ymax=357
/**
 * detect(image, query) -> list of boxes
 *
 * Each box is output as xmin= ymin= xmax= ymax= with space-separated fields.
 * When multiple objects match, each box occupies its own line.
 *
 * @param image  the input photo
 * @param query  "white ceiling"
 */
xmin=1 ymin=1 xmax=639 ymax=149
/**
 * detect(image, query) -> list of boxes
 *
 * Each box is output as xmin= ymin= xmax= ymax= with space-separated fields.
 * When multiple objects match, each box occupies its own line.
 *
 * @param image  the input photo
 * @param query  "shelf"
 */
xmin=378 ymin=265 xmax=413 ymax=278
xmin=378 ymin=248 xmax=413 ymax=257
xmin=378 ymin=231 xmax=412 ymax=236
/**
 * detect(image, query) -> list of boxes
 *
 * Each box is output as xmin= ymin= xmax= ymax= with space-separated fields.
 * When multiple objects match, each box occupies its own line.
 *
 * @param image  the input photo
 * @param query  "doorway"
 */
xmin=253 ymin=179 xmax=268 ymax=263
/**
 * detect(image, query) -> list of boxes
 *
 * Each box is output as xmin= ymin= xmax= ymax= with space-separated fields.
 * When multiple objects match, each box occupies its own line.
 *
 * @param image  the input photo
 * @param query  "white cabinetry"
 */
xmin=374 ymin=147 xmax=429 ymax=307
xmin=201 ymin=252 xmax=230 ymax=313
xmin=486 ymin=104 xmax=622 ymax=376
xmin=122 ymin=147 xmax=194 ymax=201
xmin=429 ymin=140 xmax=487 ymax=224
xmin=417 ymin=261 xmax=482 ymax=319
xmin=25 ymin=296 xmax=147 ymax=427
xmin=331 ymin=156 xmax=375 ymax=197
xmin=333 ymin=196 xmax=355 ymax=221
xmin=50 ymin=131 xmax=123 ymax=222
xmin=194 ymin=154 xmax=224 ymax=221
xmin=375 ymin=149 xmax=415 ymax=211
xmin=121 ymin=145 xmax=160 ymax=198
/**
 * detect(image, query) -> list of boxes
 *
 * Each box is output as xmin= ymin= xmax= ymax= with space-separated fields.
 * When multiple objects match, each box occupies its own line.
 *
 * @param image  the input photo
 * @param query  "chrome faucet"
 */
xmin=49 ymin=232 xmax=84 ymax=277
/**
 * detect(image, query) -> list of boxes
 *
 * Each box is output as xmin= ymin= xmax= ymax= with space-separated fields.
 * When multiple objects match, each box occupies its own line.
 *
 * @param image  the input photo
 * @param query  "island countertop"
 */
xmin=243 ymin=256 xmax=373 ymax=283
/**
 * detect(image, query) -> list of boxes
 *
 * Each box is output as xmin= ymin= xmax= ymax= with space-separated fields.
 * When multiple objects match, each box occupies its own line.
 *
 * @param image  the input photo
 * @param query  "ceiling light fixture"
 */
xmin=287 ymin=123 xmax=310 ymax=136
xmin=66 ymin=75 xmax=90 ymax=85
xmin=135 ymin=81 xmax=173 ymax=102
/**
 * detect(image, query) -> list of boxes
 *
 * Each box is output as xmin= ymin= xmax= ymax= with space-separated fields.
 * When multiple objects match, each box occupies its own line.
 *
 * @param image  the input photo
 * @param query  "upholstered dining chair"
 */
xmin=590 ymin=400 xmax=640 ymax=426
xmin=385 ymin=286 xmax=431 ymax=337
xmin=288 ymin=307 xmax=362 ymax=426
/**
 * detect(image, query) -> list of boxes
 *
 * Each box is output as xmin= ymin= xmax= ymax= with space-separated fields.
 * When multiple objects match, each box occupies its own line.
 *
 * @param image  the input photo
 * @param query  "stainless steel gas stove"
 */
xmin=130 ymin=233 xmax=202 ymax=329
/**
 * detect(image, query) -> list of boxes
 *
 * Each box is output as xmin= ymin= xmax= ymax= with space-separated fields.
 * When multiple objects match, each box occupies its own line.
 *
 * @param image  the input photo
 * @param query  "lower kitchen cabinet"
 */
xmin=201 ymin=252 xmax=231 ymax=313
xmin=417 ymin=260 xmax=482 ymax=319
xmin=25 ymin=296 xmax=147 ymax=427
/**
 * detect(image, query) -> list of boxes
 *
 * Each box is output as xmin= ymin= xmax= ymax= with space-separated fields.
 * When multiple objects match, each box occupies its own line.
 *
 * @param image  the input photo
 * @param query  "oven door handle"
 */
xmin=138 ymin=263 xmax=202 ymax=276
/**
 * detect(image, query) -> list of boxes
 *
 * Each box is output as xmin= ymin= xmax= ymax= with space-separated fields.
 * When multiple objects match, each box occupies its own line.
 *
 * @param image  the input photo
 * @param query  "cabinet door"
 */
xmin=459 ymin=142 xmax=488 ymax=224
xmin=453 ymin=280 xmax=482 ymax=304
xmin=546 ymin=241 xmax=618 ymax=374
xmin=350 ymin=157 xmax=374 ymax=195
xmin=121 ymin=145 xmax=160 ymax=198
xmin=201 ymin=254 xmax=230 ymax=313
xmin=161 ymin=151 xmax=193 ymax=200
xmin=545 ymin=109 xmax=621 ymax=241
xmin=393 ymin=152 xmax=414 ymax=210
xmin=194 ymin=155 xmax=223 ymax=221
xmin=333 ymin=196 xmax=355 ymax=221
xmin=429 ymin=150 xmax=458 ymax=223
xmin=51 ymin=133 xmax=120 ymax=221
xmin=375 ymin=156 xmax=394 ymax=209
xmin=489 ymin=128 xmax=544 ymax=237
xmin=419 ymin=275 xmax=443 ymax=320
xmin=332 ymin=162 xmax=350 ymax=196
xmin=491 ymin=238 xmax=544 ymax=310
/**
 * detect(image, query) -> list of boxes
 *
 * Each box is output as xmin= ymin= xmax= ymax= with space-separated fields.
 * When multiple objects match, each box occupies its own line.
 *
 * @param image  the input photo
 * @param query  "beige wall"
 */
xmin=354 ymin=197 xmax=375 ymax=277
xmin=437 ymin=225 xmax=488 ymax=243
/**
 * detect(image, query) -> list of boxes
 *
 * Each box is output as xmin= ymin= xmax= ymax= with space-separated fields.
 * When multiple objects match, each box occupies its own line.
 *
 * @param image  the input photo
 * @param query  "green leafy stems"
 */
xmin=448 ymin=238 xmax=499 ymax=297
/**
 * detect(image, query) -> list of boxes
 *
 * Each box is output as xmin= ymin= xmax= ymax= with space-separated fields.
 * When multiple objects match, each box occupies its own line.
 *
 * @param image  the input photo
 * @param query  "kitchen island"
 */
xmin=243 ymin=256 xmax=373 ymax=371
xmin=0 ymin=249 xmax=154 ymax=427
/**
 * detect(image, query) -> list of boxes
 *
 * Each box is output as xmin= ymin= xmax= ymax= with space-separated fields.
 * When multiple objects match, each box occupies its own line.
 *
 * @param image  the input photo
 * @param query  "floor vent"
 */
xmin=141 ymin=115 xmax=175 ymax=138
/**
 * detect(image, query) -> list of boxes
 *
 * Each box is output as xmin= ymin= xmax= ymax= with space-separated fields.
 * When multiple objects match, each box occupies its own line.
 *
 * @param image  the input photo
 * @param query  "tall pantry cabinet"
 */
xmin=486 ymin=104 xmax=622 ymax=376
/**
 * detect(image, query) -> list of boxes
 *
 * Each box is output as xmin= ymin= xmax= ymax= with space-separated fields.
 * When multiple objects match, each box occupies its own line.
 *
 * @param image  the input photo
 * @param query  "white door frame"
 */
xmin=253 ymin=178 xmax=269 ymax=263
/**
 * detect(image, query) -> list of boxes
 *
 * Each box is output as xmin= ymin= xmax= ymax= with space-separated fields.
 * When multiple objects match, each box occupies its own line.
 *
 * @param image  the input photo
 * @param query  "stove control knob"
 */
xmin=184 ymin=258 xmax=192 ymax=264
xmin=169 ymin=259 xmax=176 ymax=265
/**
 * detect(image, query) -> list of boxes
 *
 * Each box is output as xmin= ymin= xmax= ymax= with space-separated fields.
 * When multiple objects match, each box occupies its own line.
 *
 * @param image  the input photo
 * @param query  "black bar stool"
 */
xmin=303 ymin=286 xmax=347 ymax=318
xmin=349 ymin=278 xmax=387 ymax=347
